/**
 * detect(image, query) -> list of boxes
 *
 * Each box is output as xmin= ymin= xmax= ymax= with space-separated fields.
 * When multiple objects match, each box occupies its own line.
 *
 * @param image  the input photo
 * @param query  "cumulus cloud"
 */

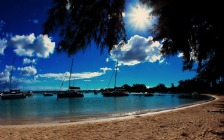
xmin=0 ymin=38 xmax=7 ymax=55
xmin=17 ymin=66 xmax=37 ymax=76
xmin=0 ymin=65 xmax=12 ymax=82
xmin=23 ymin=58 xmax=37 ymax=65
xmin=110 ymin=35 xmax=163 ymax=66
xmin=8 ymin=33 xmax=55 ymax=58
xmin=0 ymin=65 xmax=20 ymax=90
xmin=0 ymin=65 xmax=39 ymax=90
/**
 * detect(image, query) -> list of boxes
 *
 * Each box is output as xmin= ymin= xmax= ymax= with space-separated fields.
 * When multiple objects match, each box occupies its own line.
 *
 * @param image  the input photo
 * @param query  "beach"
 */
xmin=0 ymin=94 xmax=223 ymax=140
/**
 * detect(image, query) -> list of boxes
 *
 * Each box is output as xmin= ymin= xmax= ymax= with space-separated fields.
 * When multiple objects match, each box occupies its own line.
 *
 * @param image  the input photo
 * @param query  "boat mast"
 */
xmin=9 ymin=56 xmax=15 ymax=90
xmin=114 ymin=61 xmax=118 ymax=88
xmin=69 ymin=57 xmax=74 ymax=88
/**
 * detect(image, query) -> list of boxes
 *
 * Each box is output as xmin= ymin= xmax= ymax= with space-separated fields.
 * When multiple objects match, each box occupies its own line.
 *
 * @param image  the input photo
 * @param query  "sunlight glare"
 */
xmin=128 ymin=4 xmax=151 ymax=30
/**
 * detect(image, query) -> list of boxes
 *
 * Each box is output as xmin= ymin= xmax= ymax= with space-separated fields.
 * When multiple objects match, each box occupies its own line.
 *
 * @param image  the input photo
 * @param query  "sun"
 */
xmin=128 ymin=4 xmax=151 ymax=30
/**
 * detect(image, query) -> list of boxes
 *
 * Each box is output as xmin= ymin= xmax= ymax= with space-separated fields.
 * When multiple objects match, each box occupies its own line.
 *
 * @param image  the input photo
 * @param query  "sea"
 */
xmin=0 ymin=92 xmax=211 ymax=125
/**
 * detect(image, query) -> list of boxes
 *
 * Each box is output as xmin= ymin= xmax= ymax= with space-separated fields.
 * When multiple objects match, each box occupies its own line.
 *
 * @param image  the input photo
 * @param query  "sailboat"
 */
xmin=1 ymin=57 xmax=26 ymax=100
xmin=57 ymin=57 xmax=84 ymax=98
xmin=102 ymin=62 xmax=129 ymax=97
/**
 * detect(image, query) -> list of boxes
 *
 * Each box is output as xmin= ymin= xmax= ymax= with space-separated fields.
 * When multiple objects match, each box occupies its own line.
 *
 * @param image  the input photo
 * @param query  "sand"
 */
xmin=0 ymin=94 xmax=223 ymax=140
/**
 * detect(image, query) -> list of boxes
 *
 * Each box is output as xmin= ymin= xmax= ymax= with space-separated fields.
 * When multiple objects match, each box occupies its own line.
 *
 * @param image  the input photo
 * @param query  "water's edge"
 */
xmin=0 ymin=94 xmax=214 ymax=126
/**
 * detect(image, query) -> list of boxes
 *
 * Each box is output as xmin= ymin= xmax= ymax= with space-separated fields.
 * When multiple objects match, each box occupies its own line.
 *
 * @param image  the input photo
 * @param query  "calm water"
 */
xmin=0 ymin=92 xmax=210 ymax=125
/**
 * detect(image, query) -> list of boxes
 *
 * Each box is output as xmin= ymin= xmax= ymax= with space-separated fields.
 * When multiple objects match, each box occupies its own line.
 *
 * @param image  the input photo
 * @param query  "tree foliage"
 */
xmin=44 ymin=0 xmax=224 ymax=85
xmin=43 ymin=0 xmax=126 ymax=56
xmin=132 ymin=84 xmax=147 ymax=92
xmin=140 ymin=0 xmax=224 ymax=84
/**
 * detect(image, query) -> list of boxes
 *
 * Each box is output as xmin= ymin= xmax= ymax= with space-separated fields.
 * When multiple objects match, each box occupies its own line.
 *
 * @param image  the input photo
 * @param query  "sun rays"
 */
xmin=127 ymin=3 xmax=152 ymax=30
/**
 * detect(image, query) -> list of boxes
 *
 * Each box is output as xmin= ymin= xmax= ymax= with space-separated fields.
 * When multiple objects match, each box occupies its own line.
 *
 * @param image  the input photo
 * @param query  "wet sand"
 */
xmin=0 ymin=94 xmax=223 ymax=140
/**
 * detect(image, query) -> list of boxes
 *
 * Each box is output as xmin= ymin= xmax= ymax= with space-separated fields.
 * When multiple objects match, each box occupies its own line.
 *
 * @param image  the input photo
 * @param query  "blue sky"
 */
xmin=0 ymin=0 xmax=196 ymax=91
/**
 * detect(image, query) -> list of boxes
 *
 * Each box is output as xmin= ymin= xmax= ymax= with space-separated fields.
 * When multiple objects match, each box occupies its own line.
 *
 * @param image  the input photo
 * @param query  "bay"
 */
xmin=0 ymin=92 xmax=210 ymax=125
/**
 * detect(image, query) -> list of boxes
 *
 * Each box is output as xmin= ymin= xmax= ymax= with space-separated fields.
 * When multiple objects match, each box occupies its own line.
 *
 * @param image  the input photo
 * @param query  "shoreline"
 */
xmin=0 ymin=94 xmax=214 ymax=126
xmin=0 ymin=94 xmax=223 ymax=139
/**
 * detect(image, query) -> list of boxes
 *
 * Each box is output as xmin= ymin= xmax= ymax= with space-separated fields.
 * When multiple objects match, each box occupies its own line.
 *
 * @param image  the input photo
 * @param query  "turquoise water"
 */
xmin=0 ymin=92 xmax=210 ymax=125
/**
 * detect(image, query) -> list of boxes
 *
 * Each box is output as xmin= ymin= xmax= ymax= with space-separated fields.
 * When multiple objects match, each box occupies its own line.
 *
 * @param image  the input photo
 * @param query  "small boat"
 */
xmin=144 ymin=92 xmax=154 ymax=97
xmin=1 ymin=57 xmax=26 ymax=100
xmin=43 ymin=92 xmax=53 ymax=96
xmin=102 ymin=62 xmax=129 ymax=97
xmin=24 ymin=91 xmax=34 ymax=96
xmin=1 ymin=90 xmax=26 ymax=100
xmin=57 ymin=58 xmax=84 ymax=98
xmin=102 ymin=87 xmax=129 ymax=97
xmin=57 ymin=86 xmax=84 ymax=98
xmin=129 ymin=92 xmax=143 ymax=96
xmin=102 ymin=89 xmax=129 ymax=97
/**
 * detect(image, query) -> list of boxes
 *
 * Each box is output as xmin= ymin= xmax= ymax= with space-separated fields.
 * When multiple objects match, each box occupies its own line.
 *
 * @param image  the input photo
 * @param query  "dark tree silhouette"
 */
xmin=177 ymin=78 xmax=211 ymax=93
xmin=132 ymin=84 xmax=147 ymax=92
xmin=140 ymin=0 xmax=224 ymax=85
xmin=44 ymin=0 xmax=224 ymax=87
xmin=43 ymin=0 xmax=126 ymax=56
xmin=122 ymin=84 xmax=132 ymax=91
xmin=154 ymin=83 xmax=167 ymax=92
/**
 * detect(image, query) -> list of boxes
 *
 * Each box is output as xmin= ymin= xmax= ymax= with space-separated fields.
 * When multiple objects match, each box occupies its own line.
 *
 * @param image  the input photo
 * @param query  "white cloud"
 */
xmin=122 ymin=12 xmax=126 ymax=17
xmin=110 ymin=35 xmax=163 ymax=66
xmin=177 ymin=53 xmax=184 ymax=58
xmin=35 ymin=67 xmax=111 ymax=81
xmin=0 ymin=65 xmax=11 ymax=82
xmin=8 ymin=33 xmax=55 ymax=58
xmin=159 ymin=58 xmax=165 ymax=63
xmin=23 ymin=58 xmax=37 ymax=65
xmin=100 ymin=67 xmax=112 ymax=73
xmin=75 ymin=72 xmax=104 ymax=79
xmin=22 ymin=85 xmax=58 ymax=91
xmin=0 ymin=38 xmax=7 ymax=55
xmin=0 ymin=65 xmax=39 ymax=90
xmin=34 ymin=72 xmax=67 ymax=81
xmin=0 ymin=65 xmax=20 ymax=90
xmin=36 ymin=71 xmax=104 ymax=81
xmin=35 ymin=34 xmax=55 ymax=58
xmin=17 ymin=66 xmax=37 ymax=76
